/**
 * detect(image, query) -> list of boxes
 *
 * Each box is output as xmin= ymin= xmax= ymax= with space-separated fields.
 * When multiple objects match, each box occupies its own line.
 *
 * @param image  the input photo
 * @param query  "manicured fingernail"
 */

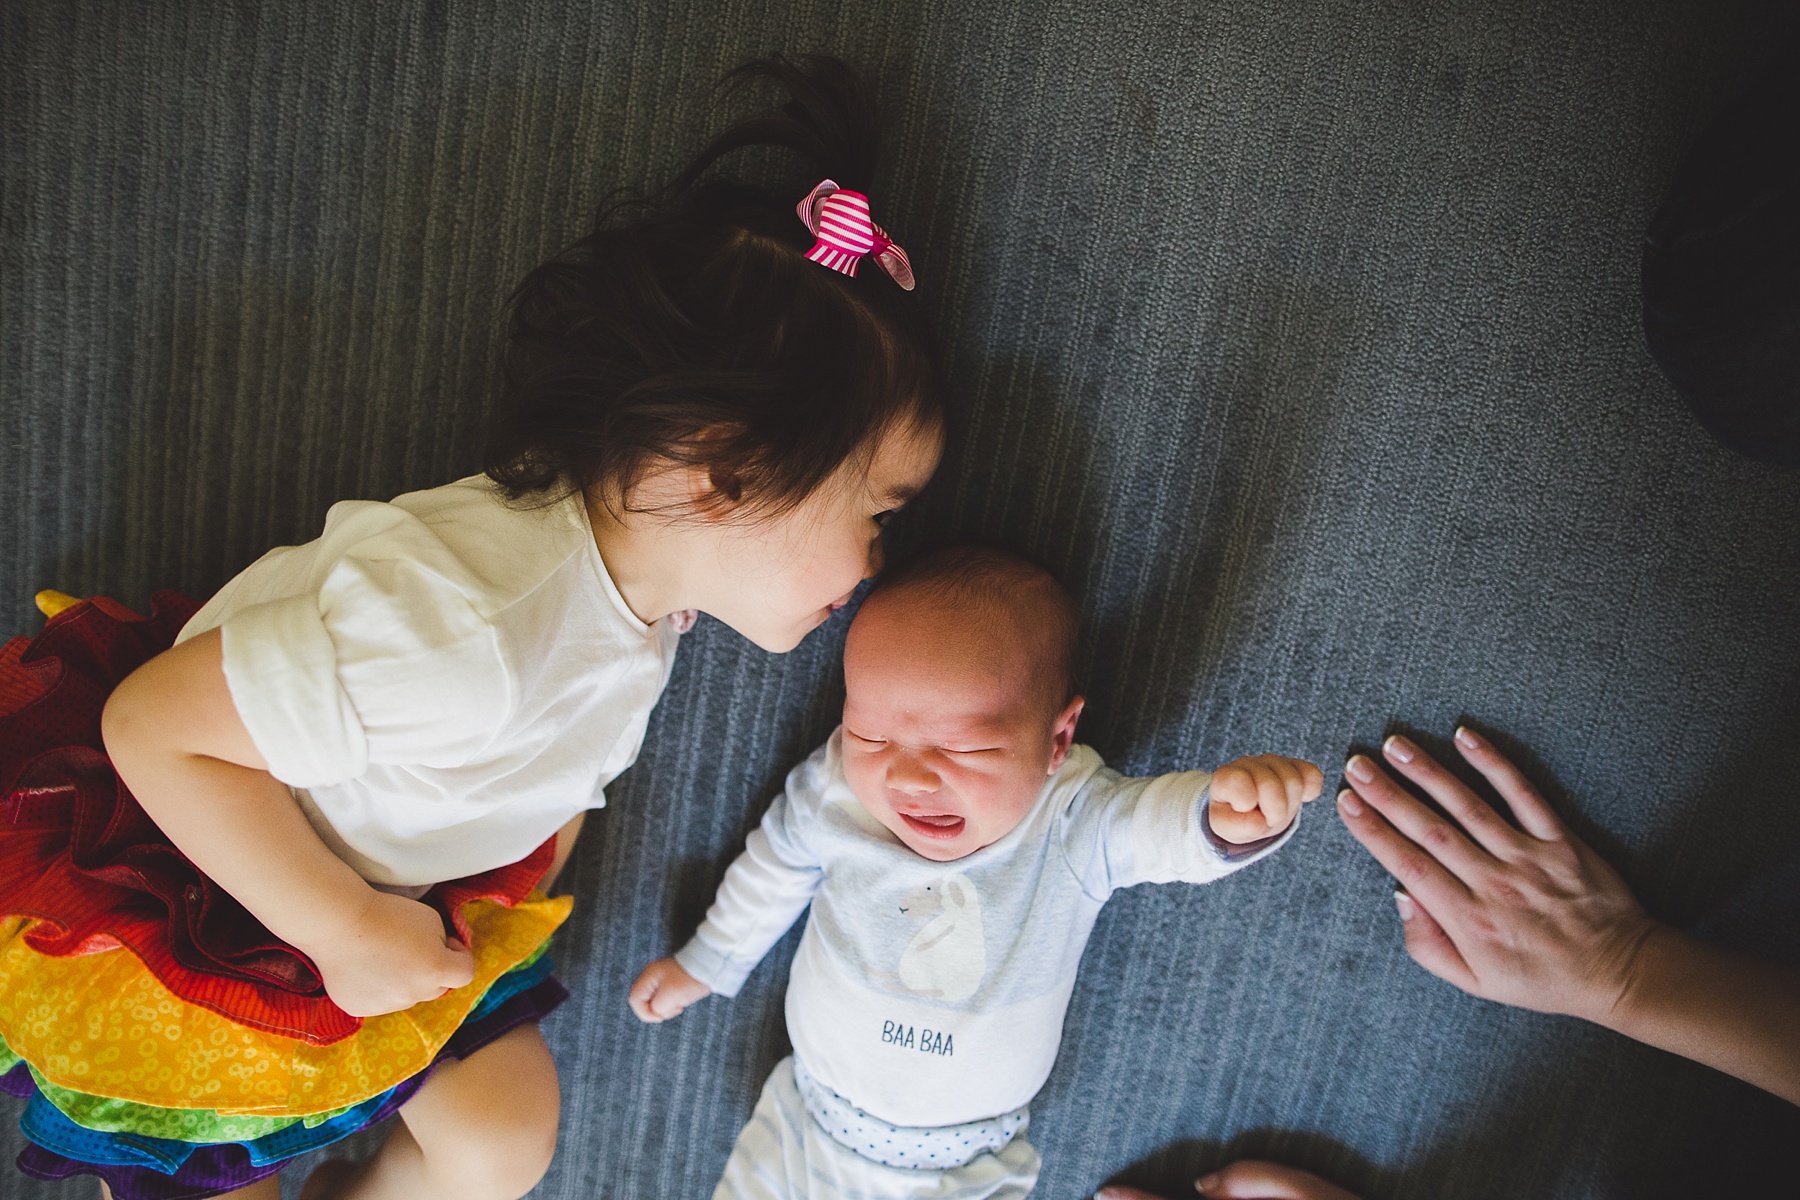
xmin=1455 ymin=725 xmax=1479 ymax=749
xmin=1195 ymin=1175 xmax=1221 ymax=1194
xmin=1346 ymin=754 xmax=1374 ymax=782
xmin=1336 ymin=788 xmax=1363 ymax=816
xmin=1384 ymin=735 xmax=1415 ymax=763
xmin=1395 ymin=890 xmax=1415 ymax=920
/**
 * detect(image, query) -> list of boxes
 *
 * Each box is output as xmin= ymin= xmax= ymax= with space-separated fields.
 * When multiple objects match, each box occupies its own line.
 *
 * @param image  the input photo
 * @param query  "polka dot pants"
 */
xmin=713 ymin=1058 xmax=1040 ymax=1200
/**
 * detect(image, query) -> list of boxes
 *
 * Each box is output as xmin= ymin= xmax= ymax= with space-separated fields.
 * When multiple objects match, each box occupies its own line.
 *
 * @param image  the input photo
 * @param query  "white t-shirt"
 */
xmin=176 ymin=474 xmax=683 ymax=887
xmin=675 ymin=730 xmax=1294 ymax=1128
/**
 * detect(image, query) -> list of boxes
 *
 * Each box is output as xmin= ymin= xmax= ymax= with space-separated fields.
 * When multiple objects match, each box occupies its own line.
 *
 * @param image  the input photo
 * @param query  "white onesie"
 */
xmin=175 ymin=474 xmax=684 ymax=887
xmin=677 ymin=728 xmax=1294 ymax=1197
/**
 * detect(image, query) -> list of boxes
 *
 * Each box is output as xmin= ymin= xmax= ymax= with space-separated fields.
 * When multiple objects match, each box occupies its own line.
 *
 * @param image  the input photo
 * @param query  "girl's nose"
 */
xmin=865 ymin=534 xmax=886 ymax=580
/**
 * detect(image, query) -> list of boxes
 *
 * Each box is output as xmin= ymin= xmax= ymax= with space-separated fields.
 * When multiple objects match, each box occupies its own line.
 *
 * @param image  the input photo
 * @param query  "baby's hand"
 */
xmin=306 ymin=890 xmax=477 ymax=1017
xmin=1208 ymin=754 xmax=1324 ymax=844
xmin=629 ymin=957 xmax=712 ymax=1023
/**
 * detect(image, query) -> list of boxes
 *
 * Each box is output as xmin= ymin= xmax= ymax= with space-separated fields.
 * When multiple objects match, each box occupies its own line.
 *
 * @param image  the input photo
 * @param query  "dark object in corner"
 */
xmin=1642 ymin=34 xmax=1800 ymax=468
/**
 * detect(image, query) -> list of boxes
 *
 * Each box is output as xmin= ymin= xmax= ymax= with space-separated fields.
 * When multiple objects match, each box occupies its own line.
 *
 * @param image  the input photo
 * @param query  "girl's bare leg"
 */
xmin=301 ymin=1022 xmax=559 ymax=1200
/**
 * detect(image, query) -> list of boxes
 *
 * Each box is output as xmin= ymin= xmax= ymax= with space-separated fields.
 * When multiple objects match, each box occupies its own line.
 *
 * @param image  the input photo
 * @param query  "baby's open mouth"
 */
xmin=899 ymin=812 xmax=966 ymax=839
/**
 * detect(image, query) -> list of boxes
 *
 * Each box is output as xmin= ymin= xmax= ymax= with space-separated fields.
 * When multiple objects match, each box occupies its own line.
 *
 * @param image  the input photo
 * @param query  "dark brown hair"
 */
xmin=485 ymin=54 xmax=945 ymax=518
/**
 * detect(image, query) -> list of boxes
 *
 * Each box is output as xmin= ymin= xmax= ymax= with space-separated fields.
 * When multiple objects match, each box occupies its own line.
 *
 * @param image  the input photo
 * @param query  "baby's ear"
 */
xmin=1046 ymin=695 xmax=1086 ymax=774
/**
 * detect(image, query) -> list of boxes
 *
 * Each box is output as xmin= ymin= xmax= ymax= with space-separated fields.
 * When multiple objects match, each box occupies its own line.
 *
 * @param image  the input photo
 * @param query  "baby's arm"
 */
xmin=103 ymin=628 xmax=475 ymax=1016
xmin=629 ymin=746 xmax=835 ymax=1023
xmin=1064 ymin=752 xmax=1321 ymax=893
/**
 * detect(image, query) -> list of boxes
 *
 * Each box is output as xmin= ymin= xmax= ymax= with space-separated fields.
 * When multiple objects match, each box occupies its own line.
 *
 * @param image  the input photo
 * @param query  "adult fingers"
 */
xmin=1344 ymin=754 xmax=1492 ymax=885
xmin=1395 ymin=890 xmax=1481 ymax=994
xmin=1196 ymin=1159 xmax=1363 ymax=1200
xmin=1452 ymin=725 xmax=1568 ymax=842
xmin=1381 ymin=735 xmax=1530 ymax=859
xmin=1336 ymin=788 xmax=1473 ymax=917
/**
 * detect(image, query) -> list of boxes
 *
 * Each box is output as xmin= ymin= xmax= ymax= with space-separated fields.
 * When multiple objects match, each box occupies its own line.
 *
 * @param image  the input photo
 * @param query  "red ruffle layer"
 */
xmin=1 ymin=593 xmax=551 ymax=1046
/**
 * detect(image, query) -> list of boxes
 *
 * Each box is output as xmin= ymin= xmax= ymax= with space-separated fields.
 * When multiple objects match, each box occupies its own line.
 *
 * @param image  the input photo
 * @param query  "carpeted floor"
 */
xmin=3 ymin=2 xmax=1798 ymax=1198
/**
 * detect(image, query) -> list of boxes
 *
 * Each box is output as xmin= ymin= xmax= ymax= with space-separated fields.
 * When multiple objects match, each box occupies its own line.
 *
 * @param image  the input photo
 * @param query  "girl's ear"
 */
xmin=706 ymin=465 xmax=744 ymax=505
xmin=1047 ymin=696 xmax=1085 ymax=774
xmin=684 ymin=424 xmax=747 ymax=515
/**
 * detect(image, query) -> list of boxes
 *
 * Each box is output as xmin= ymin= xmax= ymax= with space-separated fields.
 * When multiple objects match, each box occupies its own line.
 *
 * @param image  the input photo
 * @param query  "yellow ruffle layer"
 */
xmin=0 ymin=894 xmax=570 ymax=1116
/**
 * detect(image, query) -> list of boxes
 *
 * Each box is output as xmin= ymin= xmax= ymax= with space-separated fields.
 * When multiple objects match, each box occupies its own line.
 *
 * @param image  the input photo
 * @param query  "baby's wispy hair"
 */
xmin=866 ymin=544 xmax=1078 ymax=708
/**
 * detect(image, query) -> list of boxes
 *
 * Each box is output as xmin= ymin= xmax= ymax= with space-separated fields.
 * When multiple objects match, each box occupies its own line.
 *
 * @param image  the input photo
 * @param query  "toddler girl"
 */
xmin=0 ymin=54 xmax=942 ymax=1200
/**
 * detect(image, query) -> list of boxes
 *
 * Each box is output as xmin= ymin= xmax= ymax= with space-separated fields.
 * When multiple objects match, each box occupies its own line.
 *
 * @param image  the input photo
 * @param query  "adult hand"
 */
xmin=1096 ymin=1160 xmax=1361 ymax=1200
xmin=1336 ymin=725 xmax=1657 ymax=1024
xmin=1338 ymin=723 xmax=1800 ymax=1104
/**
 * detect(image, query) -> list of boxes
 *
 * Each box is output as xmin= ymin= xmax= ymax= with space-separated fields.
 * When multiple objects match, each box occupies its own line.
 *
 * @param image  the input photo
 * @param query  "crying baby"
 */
xmin=629 ymin=544 xmax=1322 ymax=1200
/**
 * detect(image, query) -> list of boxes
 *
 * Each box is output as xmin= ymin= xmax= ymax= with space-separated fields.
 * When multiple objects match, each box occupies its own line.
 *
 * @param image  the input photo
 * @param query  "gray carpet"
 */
xmin=4 ymin=2 xmax=1799 ymax=1198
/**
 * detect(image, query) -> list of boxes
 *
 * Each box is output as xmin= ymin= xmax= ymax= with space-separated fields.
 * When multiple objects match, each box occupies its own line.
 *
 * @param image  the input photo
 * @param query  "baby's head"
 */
xmin=841 ymin=546 xmax=1083 ymax=862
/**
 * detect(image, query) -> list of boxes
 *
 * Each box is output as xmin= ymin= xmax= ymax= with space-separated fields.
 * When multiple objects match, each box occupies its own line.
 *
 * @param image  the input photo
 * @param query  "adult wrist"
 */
xmin=1592 ymin=916 xmax=1680 ymax=1033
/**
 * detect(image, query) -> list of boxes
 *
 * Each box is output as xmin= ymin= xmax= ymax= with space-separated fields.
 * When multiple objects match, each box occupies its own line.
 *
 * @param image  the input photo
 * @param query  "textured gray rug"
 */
xmin=3 ymin=2 xmax=1798 ymax=1198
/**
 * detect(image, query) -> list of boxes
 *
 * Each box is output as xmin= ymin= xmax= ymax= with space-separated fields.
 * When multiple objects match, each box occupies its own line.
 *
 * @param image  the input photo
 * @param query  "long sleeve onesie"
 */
xmin=676 ymin=729 xmax=1293 ymax=1130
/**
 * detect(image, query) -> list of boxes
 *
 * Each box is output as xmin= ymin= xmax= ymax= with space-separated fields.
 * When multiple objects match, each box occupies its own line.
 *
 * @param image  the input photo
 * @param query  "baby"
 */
xmin=630 ymin=545 xmax=1322 ymax=1199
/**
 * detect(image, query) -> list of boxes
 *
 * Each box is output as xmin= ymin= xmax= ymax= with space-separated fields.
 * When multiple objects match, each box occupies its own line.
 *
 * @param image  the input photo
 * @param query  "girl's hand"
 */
xmin=1208 ymin=755 xmax=1324 ymax=844
xmin=1095 ymin=1160 xmax=1361 ymax=1200
xmin=629 ymin=957 xmax=712 ymax=1023
xmin=303 ymin=890 xmax=478 ymax=1017
xmin=1337 ymin=727 xmax=1659 ymax=1024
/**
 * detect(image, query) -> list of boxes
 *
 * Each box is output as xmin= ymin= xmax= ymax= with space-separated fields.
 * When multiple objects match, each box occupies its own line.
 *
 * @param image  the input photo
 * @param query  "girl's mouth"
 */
xmin=899 ymin=812 xmax=966 ymax=840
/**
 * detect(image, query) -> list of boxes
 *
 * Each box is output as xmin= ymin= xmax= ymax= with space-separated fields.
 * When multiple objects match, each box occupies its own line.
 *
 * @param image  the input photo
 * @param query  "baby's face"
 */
xmin=839 ymin=591 xmax=1082 ymax=862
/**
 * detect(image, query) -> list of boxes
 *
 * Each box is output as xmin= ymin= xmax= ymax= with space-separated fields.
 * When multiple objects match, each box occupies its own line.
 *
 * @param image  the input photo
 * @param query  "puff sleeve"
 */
xmin=212 ymin=503 xmax=512 ymax=789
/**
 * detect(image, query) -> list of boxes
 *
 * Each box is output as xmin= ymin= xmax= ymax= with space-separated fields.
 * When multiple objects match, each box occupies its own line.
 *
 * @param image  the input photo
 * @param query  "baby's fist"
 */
xmin=629 ymin=957 xmax=712 ymax=1023
xmin=1208 ymin=754 xmax=1323 ymax=844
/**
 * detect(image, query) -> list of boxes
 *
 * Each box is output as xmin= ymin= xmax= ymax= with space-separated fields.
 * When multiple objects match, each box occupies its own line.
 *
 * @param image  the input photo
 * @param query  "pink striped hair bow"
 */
xmin=795 ymin=179 xmax=916 ymax=290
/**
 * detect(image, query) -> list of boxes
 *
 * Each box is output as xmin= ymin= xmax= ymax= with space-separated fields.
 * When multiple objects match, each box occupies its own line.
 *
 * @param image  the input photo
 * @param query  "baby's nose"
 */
xmin=888 ymin=756 xmax=940 ymax=794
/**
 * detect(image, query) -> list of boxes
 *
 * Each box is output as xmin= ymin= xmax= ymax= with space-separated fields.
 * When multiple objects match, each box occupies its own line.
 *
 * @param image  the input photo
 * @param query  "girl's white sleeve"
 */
xmin=673 ymin=741 xmax=835 ymax=997
xmin=1061 ymin=766 xmax=1297 ymax=898
xmin=209 ymin=503 xmax=511 ymax=789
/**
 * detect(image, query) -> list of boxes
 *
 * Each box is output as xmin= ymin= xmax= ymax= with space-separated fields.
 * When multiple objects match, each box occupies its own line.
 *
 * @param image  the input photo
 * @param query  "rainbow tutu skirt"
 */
xmin=0 ymin=593 xmax=572 ymax=1199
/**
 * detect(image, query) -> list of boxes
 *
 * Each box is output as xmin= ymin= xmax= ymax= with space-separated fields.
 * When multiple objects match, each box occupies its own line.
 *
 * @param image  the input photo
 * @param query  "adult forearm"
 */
xmin=1609 ymin=923 xmax=1800 ymax=1105
xmin=110 ymin=741 xmax=374 ymax=954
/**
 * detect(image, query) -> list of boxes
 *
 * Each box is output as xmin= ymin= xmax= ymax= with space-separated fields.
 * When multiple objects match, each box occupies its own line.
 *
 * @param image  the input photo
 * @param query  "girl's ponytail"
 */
xmin=670 ymin=54 xmax=880 ymax=197
xmin=487 ymin=54 xmax=942 ymax=517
